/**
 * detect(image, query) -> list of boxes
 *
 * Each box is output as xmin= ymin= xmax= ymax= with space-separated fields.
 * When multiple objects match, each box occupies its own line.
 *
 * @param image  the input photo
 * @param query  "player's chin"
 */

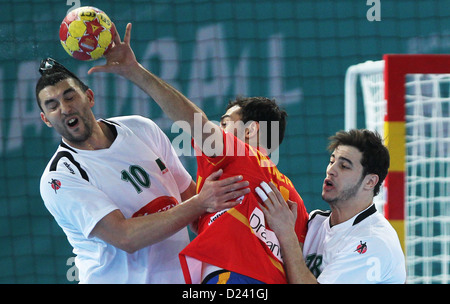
xmin=321 ymin=190 xmax=335 ymax=203
xmin=64 ymin=126 xmax=90 ymax=143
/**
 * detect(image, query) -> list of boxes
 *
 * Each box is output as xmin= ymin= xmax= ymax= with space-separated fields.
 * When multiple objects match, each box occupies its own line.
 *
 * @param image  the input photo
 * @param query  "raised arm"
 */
xmin=88 ymin=23 xmax=222 ymax=153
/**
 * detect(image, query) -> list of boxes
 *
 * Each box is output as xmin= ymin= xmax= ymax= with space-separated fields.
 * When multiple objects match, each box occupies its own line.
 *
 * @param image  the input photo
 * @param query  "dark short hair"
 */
xmin=36 ymin=58 xmax=89 ymax=111
xmin=226 ymin=96 xmax=287 ymax=150
xmin=327 ymin=129 xmax=390 ymax=196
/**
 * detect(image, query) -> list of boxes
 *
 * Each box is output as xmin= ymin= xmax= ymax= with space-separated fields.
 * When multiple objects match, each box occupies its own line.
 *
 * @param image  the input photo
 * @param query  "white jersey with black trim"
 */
xmin=303 ymin=204 xmax=406 ymax=284
xmin=40 ymin=115 xmax=192 ymax=283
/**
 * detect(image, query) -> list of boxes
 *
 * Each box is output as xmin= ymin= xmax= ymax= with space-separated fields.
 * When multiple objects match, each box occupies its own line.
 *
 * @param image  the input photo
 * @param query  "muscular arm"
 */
xmin=91 ymin=171 xmax=249 ymax=253
xmin=89 ymin=23 xmax=223 ymax=154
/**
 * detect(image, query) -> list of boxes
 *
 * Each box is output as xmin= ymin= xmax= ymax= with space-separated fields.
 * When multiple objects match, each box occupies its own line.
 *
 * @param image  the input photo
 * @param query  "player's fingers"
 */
xmin=220 ymin=187 xmax=249 ymax=202
xmin=267 ymin=182 xmax=286 ymax=207
xmin=87 ymin=65 xmax=110 ymax=75
xmin=224 ymin=180 xmax=249 ymax=192
xmin=123 ymin=23 xmax=132 ymax=45
xmin=215 ymin=174 xmax=244 ymax=187
xmin=204 ymin=169 xmax=223 ymax=181
xmin=112 ymin=22 xmax=121 ymax=44
xmin=260 ymin=181 xmax=279 ymax=208
xmin=286 ymin=199 xmax=297 ymax=212
xmin=287 ymin=200 xmax=298 ymax=221
xmin=258 ymin=202 xmax=270 ymax=219
xmin=205 ymin=188 xmax=248 ymax=213
xmin=255 ymin=186 xmax=275 ymax=212
xmin=255 ymin=186 xmax=268 ymax=202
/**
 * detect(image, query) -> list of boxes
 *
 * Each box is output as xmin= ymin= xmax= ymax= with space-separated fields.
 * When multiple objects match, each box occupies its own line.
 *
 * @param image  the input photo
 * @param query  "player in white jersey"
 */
xmin=303 ymin=205 xmax=405 ymax=283
xmin=255 ymin=129 xmax=406 ymax=284
xmin=36 ymin=27 xmax=249 ymax=284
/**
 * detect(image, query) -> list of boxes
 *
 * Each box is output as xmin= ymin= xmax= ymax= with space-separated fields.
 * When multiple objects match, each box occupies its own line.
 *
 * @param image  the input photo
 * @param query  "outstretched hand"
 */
xmin=88 ymin=23 xmax=139 ymax=78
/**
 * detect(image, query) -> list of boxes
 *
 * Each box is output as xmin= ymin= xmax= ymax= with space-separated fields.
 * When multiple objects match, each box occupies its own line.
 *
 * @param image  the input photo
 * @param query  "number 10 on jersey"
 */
xmin=121 ymin=165 xmax=151 ymax=193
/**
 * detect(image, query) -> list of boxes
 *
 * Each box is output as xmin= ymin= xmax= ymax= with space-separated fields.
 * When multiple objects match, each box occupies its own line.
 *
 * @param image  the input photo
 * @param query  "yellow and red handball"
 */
xmin=59 ymin=6 xmax=115 ymax=61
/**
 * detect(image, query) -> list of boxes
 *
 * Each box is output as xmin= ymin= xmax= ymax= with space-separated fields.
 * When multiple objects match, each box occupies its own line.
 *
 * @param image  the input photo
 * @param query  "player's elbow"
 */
xmin=118 ymin=238 xmax=139 ymax=254
xmin=116 ymin=229 xmax=143 ymax=254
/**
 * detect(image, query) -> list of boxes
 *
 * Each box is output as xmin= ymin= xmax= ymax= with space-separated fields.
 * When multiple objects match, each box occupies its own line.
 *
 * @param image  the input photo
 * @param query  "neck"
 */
xmin=66 ymin=120 xmax=114 ymax=150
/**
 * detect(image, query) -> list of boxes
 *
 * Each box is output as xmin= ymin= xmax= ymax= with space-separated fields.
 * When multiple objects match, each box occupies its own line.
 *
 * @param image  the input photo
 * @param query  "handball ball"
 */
xmin=59 ymin=6 xmax=115 ymax=61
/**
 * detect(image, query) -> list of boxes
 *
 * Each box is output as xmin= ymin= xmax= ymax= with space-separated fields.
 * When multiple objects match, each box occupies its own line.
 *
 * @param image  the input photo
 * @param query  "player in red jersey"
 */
xmin=88 ymin=23 xmax=309 ymax=284
xmin=181 ymin=98 xmax=308 ymax=284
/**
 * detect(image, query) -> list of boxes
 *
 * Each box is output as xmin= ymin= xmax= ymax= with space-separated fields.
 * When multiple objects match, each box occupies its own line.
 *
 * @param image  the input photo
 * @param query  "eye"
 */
xmin=64 ymin=92 xmax=75 ymax=101
xmin=46 ymin=101 xmax=58 ymax=111
xmin=220 ymin=119 xmax=231 ymax=129
xmin=341 ymin=163 xmax=350 ymax=169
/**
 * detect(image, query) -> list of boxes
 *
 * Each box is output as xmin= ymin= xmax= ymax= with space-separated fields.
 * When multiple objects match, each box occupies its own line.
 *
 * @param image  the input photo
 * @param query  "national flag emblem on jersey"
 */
xmin=155 ymin=158 xmax=168 ymax=174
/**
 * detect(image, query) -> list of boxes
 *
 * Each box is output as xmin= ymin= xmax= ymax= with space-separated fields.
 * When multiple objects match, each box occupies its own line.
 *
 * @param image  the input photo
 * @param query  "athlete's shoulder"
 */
xmin=308 ymin=209 xmax=331 ymax=223
xmin=42 ymin=143 xmax=89 ymax=183
xmin=305 ymin=209 xmax=331 ymax=232
xmin=107 ymin=115 xmax=166 ymax=143
xmin=107 ymin=115 xmax=158 ymax=131
xmin=366 ymin=212 xmax=403 ymax=249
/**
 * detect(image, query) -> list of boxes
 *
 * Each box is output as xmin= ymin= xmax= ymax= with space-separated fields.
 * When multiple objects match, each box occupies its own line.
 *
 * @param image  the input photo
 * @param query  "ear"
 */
xmin=86 ymin=88 xmax=95 ymax=108
xmin=245 ymin=121 xmax=260 ymax=140
xmin=40 ymin=112 xmax=52 ymax=128
xmin=364 ymin=174 xmax=379 ymax=191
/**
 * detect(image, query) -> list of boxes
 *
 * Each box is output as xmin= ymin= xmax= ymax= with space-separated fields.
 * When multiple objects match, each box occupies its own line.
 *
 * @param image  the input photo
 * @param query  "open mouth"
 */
xmin=67 ymin=117 xmax=79 ymax=128
xmin=323 ymin=178 xmax=334 ymax=190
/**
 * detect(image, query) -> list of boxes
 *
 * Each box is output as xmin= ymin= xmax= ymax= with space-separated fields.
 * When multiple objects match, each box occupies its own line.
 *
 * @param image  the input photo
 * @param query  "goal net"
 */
xmin=345 ymin=54 xmax=450 ymax=284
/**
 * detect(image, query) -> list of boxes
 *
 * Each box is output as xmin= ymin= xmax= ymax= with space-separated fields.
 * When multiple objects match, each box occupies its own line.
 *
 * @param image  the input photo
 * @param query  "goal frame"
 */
xmin=345 ymin=54 xmax=450 ymax=253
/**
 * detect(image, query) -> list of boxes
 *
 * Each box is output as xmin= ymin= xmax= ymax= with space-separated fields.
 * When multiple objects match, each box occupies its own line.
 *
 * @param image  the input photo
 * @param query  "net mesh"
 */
xmin=347 ymin=63 xmax=450 ymax=284
xmin=405 ymin=74 xmax=450 ymax=283
xmin=358 ymin=68 xmax=388 ymax=214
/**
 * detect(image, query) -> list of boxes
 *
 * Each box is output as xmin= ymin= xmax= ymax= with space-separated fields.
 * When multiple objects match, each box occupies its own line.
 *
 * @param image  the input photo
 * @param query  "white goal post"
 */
xmin=345 ymin=54 xmax=450 ymax=284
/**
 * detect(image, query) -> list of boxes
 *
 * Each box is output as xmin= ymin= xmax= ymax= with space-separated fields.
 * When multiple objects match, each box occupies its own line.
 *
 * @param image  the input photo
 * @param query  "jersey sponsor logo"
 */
xmin=132 ymin=196 xmax=178 ymax=217
xmin=208 ymin=195 xmax=244 ymax=226
xmin=355 ymin=241 xmax=368 ymax=254
xmin=249 ymin=207 xmax=283 ymax=263
xmin=49 ymin=178 xmax=61 ymax=193
xmin=63 ymin=162 xmax=75 ymax=174
xmin=208 ymin=208 xmax=229 ymax=226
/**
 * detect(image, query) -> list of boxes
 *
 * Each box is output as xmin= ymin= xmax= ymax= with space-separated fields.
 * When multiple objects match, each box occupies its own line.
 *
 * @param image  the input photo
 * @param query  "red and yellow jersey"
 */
xmin=179 ymin=130 xmax=308 ymax=284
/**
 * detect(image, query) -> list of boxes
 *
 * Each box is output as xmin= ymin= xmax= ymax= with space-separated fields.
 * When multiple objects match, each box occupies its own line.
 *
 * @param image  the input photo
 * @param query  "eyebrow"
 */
xmin=63 ymin=87 xmax=76 ymax=95
xmin=331 ymin=154 xmax=354 ymax=167
xmin=43 ymin=88 xmax=76 ymax=106
xmin=220 ymin=114 xmax=230 ymax=120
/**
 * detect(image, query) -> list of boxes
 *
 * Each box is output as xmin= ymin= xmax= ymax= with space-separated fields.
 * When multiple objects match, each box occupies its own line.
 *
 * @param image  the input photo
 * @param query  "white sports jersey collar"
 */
xmin=326 ymin=204 xmax=377 ymax=232
xmin=60 ymin=118 xmax=123 ymax=155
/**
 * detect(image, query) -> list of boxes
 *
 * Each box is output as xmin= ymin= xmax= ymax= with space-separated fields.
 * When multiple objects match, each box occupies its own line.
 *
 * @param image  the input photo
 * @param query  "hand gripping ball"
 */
xmin=59 ymin=6 xmax=115 ymax=61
